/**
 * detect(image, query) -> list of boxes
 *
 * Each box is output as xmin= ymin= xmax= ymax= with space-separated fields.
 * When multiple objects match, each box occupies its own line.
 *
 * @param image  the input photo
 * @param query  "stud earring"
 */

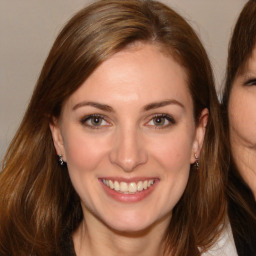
xmin=194 ymin=153 xmax=199 ymax=169
xmin=58 ymin=154 xmax=65 ymax=166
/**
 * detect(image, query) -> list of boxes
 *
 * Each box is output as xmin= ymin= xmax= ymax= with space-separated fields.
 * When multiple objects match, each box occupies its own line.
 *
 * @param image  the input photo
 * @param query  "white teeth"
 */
xmin=109 ymin=180 xmax=114 ymax=189
xmin=102 ymin=179 xmax=156 ymax=194
xmin=120 ymin=182 xmax=128 ymax=192
xmin=148 ymin=180 xmax=154 ymax=187
xmin=143 ymin=180 xmax=148 ymax=189
xmin=128 ymin=182 xmax=137 ymax=193
xmin=137 ymin=181 xmax=143 ymax=191
xmin=114 ymin=181 xmax=120 ymax=191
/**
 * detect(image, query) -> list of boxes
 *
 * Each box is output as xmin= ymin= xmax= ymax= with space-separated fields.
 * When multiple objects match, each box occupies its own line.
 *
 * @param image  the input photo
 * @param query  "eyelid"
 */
xmin=145 ymin=113 xmax=176 ymax=128
xmin=80 ymin=114 xmax=111 ymax=128
xmin=244 ymin=77 xmax=256 ymax=86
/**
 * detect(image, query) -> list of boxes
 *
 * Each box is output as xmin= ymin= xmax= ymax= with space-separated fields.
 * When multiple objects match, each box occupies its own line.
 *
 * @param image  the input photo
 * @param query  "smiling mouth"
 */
xmin=101 ymin=179 xmax=156 ymax=194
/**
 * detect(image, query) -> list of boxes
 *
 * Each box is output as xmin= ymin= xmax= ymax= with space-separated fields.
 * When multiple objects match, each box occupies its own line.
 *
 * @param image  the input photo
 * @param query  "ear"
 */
xmin=49 ymin=117 xmax=66 ymax=161
xmin=190 ymin=108 xmax=209 ymax=164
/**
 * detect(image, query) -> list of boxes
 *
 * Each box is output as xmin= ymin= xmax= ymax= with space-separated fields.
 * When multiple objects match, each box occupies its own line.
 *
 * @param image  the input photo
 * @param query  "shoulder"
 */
xmin=201 ymin=223 xmax=238 ymax=256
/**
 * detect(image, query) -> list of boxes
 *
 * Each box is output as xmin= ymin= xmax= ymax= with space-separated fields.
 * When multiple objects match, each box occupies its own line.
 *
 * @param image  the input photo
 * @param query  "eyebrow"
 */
xmin=143 ymin=99 xmax=184 ymax=111
xmin=72 ymin=101 xmax=114 ymax=112
xmin=72 ymin=99 xmax=184 ymax=112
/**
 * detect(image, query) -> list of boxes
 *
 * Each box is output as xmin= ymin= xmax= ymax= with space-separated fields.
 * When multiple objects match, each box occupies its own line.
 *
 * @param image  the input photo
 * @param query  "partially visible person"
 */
xmin=0 ymin=1 xmax=236 ymax=255
xmin=222 ymin=0 xmax=256 ymax=255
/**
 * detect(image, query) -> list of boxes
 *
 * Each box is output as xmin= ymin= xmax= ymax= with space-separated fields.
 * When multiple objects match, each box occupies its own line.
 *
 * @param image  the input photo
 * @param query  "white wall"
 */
xmin=0 ymin=0 xmax=246 ymax=161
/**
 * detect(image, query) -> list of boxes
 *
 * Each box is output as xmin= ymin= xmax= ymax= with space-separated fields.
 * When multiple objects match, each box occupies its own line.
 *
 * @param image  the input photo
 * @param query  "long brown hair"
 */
xmin=0 ymin=1 xmax=226 ymax=255
xmin=221 ymin=0 xmax=256 ymax=254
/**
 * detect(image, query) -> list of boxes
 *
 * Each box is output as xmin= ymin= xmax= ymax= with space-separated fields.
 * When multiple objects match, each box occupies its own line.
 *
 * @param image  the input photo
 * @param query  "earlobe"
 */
xmin=192 ymin=141 xmax=199 ymax=153
xmin=190 ymin=108 xmax=209 ymax=164
xmin=49 ymin=118 xmax=65 ymax=158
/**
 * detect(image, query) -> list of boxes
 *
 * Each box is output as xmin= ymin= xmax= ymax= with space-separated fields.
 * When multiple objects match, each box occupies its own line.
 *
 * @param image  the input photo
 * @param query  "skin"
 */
xmin=50 ymin=43 xmax=208 ymax=256
xmin=228 ymin=46 xmax=256 ymax=199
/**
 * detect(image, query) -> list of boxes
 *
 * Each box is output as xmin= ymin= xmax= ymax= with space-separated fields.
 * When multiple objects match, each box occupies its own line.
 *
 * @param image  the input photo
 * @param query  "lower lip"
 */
xmin=100 ymin=180 xmax=158 ymax=203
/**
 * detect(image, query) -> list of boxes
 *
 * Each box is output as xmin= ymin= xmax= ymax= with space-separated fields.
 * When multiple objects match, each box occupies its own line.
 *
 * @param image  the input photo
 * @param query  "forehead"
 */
xmin=238 ymin=46 xmax=256 ymax=77
xmin=65 ymin=43 xmax=192 ymax=110
xmin=246 ymin=47 xmax=256 ymax=72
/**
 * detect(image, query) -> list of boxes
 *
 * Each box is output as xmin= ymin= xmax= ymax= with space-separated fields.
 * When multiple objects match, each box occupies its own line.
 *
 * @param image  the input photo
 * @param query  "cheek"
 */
xmin=63 ymin=129 xmax=110 ymax=173
xmin=229 ymin=90 xmax=256 ymax=143
xmin=149 ymin=133 xmax=192 ymax=211
xmin=62 ymin=129 xmax=112 ymax=206
xmin=148 ymin=129 xmax=194 ymax=173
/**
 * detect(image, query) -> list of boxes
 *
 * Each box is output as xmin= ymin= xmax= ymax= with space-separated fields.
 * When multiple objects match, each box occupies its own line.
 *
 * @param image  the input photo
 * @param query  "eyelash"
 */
xmin=244 ymin=78 xmax=256 ymax=86
xmin=80 ymin=114 xmax=110 ymax=129
xmin=146 ymin=114 xmax=176 ymax=129
xmin=80 ymin=113 xmax=176 ymax=129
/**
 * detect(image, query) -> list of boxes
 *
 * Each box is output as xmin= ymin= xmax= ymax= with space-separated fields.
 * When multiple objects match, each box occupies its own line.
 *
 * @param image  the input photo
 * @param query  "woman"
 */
xmin=0 ymin=1 xmax=233 ymax=255
xmin=222 ymin=0 xmax=256 ymax=255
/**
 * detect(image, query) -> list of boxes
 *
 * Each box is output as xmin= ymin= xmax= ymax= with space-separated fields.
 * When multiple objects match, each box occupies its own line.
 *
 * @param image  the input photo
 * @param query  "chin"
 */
xmin=102 ymin=211 xmax=168 ymax=235
xmin=107 ymin=221 xmax=154 ymax=235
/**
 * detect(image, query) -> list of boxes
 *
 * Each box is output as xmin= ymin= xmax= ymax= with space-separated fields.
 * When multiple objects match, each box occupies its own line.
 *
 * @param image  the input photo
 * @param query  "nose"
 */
xmin=109 ymin=127 xmax=148 ymax=172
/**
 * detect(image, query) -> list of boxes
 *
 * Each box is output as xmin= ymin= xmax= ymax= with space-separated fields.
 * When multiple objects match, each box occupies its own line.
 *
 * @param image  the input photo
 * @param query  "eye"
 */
xmin=146 ymin=114 xmax=176 ymax=128
xmin=81 ymin=114 xmax=110 ymax=128
xmin=244 ymin=78 xmax=256 ymax=86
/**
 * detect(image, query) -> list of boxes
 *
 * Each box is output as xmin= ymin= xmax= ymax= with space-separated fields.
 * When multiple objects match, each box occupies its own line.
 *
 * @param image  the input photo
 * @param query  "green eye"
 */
xmin=81 ymin=114 xmax=109 ymax=128
xmin=147 ymin=114 xmax=176 ymax=128
xmin=90 ymin=116 xmax=103 ymax=126
xmin=153 ymin=117 xmax=167 ymax=126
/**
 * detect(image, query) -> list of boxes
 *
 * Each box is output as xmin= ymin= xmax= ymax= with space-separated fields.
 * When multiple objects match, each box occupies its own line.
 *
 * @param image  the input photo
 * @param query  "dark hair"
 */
xmin=221 ymin=0 xmax=256 ymax=254
xmin=222 ymin=0 xmax=256 ymax=109
xmin=0 ymin=1 xmax=226 ymax=255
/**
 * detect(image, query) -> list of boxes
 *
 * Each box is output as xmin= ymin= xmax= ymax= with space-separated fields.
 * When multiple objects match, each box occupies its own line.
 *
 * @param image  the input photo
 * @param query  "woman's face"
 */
xmin=228 ymin=46 xmax=256 ymax=185
xmin=51 ymin=43 xmax=207 ymax=233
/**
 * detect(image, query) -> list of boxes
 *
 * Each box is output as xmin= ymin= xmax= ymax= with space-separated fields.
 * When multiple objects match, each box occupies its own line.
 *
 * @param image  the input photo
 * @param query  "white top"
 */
xmin=201 ymin=223 xmax=238 ymax=256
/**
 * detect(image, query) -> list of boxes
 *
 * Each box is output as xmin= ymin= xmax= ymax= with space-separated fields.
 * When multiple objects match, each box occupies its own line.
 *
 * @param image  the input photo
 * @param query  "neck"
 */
xmin=72 ymin=210 xmax=170 ymax=256
xmin=230 ymin=138 xmax=256 ymax=200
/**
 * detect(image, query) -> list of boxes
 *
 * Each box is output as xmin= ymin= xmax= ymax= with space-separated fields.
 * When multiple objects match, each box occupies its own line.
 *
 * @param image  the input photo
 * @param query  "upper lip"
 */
xmin=99 ymin=177 xmax=159 ymax=183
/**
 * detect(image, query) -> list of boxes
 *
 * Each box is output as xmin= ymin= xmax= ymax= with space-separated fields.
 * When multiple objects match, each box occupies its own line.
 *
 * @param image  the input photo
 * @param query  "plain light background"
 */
xmin=0 ymin=0 xmax=246 ymax=162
